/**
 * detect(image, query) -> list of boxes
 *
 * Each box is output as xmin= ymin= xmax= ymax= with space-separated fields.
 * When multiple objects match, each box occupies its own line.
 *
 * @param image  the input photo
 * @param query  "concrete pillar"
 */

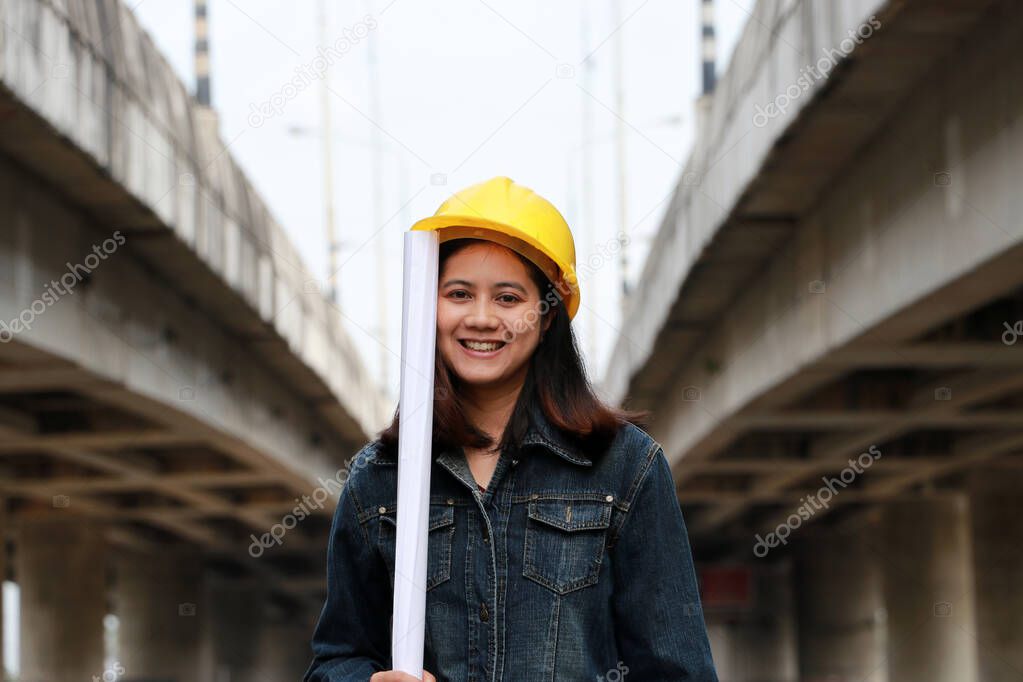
xmin=199 ymin=572 xmax=264 ymax=682
xmin=881 ymin=497 xmax=978 ymax=682
xmin=256 ymin=603 xmax=316 ymax=679
xmin=796 ymin=517 xmax=886 ymax=682
xmin=705 ymin=621 xmax=742 ymax=681
xmin=0 ymin=497 xmax=6 ymax=678
xmin=746 ymin=561 xmax=798 ymax=682
xmin=968 ymin=469 xmax=1023 ymax=682
xmin=113 ymin=545 xmax=203 ymax=681
xmin=17 ymin=517 xmax=108 ymax=682
xmin=703 ymin=561 xmax=798 ymax=682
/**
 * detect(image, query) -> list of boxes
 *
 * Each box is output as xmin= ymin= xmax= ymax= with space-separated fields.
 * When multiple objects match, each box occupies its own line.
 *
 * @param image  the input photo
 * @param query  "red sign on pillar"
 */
xmin=698 ymin=564 xmax=753 ymax=611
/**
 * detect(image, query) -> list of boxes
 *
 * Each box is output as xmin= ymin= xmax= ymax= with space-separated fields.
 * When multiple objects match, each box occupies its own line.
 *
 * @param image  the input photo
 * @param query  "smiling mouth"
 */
xmin=459 ymin=339 xmax=506 ymax=352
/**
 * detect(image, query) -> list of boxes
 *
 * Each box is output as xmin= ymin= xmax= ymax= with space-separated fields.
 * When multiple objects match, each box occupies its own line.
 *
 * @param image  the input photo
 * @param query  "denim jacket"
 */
xmin=304 ymin=402 xmax=719 ymax=681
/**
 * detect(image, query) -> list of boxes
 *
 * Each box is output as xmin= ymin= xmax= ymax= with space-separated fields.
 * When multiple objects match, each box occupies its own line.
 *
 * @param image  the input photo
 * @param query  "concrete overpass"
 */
xmin=0 ymin=0 xmax=389 ymax=679
xmin=605 ymin=0 xmax=1023 ymax=680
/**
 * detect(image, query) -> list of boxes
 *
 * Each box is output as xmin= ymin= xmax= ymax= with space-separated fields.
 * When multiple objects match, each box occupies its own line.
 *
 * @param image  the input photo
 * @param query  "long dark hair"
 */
xmin=378 ymin=237 xmax=648 ymax=461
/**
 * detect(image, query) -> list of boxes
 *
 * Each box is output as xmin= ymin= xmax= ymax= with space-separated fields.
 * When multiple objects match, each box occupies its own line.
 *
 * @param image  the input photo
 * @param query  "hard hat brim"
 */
xmin=411 ymin=215 xmax=580 ymax=320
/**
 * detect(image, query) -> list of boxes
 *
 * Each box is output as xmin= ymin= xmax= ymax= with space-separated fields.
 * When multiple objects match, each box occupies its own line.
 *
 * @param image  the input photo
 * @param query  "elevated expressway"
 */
xmin=607 ymin=0 xmax=1022 ymax=554
xmin=0 ymin=0 xmax=389 ymax=678
xmin=603 ymin=0 xmax=1023 ymax=679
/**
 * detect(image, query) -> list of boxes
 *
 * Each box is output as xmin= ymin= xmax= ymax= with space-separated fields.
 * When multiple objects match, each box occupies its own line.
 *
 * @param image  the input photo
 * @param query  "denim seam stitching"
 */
xmin=608 ymin=440 xmax=661 ymax=549
xmin=346 ymin=470 xmax=373 ymax=547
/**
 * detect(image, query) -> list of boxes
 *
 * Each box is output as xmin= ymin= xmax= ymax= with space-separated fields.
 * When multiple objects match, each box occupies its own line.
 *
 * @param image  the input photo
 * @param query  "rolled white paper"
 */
xmin=392 ymin=230 xmax=440 ymax=678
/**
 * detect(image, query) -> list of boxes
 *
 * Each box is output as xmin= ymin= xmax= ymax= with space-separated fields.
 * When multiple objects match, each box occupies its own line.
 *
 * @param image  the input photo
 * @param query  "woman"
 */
xmin=304 ymin=177 xmax=718 ymax=681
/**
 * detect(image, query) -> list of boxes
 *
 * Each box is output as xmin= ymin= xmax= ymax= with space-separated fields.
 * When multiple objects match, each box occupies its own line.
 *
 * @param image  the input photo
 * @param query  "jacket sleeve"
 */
xmin=610 ymin=445 xmax=719 ymax=681
xmin=303 ymin=474 xmax=392 ymax=681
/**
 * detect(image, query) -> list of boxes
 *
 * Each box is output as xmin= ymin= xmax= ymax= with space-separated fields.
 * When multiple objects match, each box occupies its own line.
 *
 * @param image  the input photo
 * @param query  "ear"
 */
xmin=541 ymin=313 xmax=553 ymax=336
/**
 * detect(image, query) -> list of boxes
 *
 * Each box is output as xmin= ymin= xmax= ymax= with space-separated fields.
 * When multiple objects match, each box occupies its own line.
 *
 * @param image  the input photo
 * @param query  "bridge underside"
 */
xmin=0 ymin=4 xmax=385 ymax=673
xmin=0 ymin=108 xmax=346 ymax=608
xmin=610 ymin=0 xmax=1023 ymax=550
xmin=609 ymin=0 xmax=1023 ymax=678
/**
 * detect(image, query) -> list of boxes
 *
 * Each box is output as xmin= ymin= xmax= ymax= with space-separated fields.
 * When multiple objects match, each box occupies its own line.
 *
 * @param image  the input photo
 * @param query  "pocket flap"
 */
xmin=429 ymin=505 xmax=455 ymax=531
xmin=528 ymin=498 xmax=612 ymax=531
xmin=379 ymin=504 xmax=454 ymax=532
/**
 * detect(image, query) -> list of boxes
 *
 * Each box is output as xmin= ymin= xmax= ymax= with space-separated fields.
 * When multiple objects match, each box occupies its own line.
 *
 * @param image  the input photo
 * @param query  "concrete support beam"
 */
xmin=0 ymin=498 xmax=6 ymax=679
xmin=796 ymin=520 xmax=886 ymax=681
xmin=705 ymin=562 xmax=798 ymax=682
xmin=699 ymin=373 xmax=1023 ymax=535
xmin=881 ymin=498 xmax=978 ymax=682
xmin=114 ymin=547 xmax=203 ymax=682
xmin=199 ymin=573 xmax=264 ymax=682
xmin=257 ymin=608 xmax=317 ymax=680
xmin=968 ymin=469 xmax=1023 ymax=682
xmin=17 ymin=517 xmax=107 ymax=682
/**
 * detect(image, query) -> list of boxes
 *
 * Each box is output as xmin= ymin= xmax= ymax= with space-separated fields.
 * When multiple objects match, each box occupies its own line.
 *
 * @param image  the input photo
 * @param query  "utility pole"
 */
xmin=581 ymin=6 xmax=598 ymax=366
xmin=701 ymin=0 xmax=717 ymax=95
xmin=694 ymin=0 xmax=716 ymax=161
xmin=194 ymin=0 xmax=211 ymax=106
xmin=612 ymin=0 xmax=629 ymax=311
xmin=319 ymin=0 xmax=340 ymax=304
xmin=365 ymin=0 xmax=389 ymax=393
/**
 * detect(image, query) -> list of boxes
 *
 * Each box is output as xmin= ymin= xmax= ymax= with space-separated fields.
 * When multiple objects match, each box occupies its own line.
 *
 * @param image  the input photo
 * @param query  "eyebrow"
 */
xmin=441 ymin=279 xmax=528 ymax=294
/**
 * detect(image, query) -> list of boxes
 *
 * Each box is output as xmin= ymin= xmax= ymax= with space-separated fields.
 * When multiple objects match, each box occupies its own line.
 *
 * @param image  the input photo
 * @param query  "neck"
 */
xmin=461 ymin=379 xmax=524 ymax=447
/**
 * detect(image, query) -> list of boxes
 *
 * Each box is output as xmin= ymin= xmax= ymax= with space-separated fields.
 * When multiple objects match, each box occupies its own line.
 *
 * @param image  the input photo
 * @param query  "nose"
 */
xmin=463 ymin=297 xmax=500 ymax=331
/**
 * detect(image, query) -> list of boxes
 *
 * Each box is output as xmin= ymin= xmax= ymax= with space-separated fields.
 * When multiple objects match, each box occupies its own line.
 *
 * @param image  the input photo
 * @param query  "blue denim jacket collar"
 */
xmin=520 ymin=400 xmax=591 ymax=466
xmin=367 ymin=400 xmax=591 ymax=467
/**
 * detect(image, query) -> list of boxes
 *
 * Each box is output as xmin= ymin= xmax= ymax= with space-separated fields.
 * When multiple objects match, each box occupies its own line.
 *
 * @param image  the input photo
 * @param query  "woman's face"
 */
xmin=437 ymin=242 xmax=549 ymax=392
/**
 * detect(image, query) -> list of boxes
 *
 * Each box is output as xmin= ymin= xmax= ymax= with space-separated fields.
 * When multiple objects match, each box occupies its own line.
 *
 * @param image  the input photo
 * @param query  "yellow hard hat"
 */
xmin=410 ymin=176 xmax=580 ymax=320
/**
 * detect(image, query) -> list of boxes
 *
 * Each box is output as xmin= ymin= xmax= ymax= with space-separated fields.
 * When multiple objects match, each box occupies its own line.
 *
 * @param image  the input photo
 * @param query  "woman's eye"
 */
xmin=445 ymin=290 xmax=519 ymax=303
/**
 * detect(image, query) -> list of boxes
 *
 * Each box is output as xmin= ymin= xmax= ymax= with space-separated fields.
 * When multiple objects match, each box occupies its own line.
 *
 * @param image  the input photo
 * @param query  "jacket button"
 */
xmin=482 ymin=524 xmax=490 ymax=543
xmin=479 ymin=601 xmax=489 ymax=622
xmin=605 ymin=495 xmax=614 ymax=502
xmin=529 ymin=493 xmax=539 ymax=500
xmin=447 ymin=498 xmax=454 ymax=505
xmin=378 ymin=506 xmax=387 ymax=514
xmin=511 ymin=459 xmax=519 ymax=466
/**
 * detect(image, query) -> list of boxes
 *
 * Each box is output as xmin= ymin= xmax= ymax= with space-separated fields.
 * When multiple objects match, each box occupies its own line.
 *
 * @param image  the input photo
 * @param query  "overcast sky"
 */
xmin=131 ymin=0 xmax=750 ymax=403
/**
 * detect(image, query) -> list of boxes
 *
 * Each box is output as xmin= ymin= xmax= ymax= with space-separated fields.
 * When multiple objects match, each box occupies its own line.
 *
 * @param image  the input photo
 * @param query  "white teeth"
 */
xmin=464 ymin=340 xmax=502 ymax=352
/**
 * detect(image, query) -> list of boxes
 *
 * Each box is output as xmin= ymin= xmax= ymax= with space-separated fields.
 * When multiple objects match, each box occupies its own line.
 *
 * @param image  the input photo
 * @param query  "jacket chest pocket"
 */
xmin=523 ymin=495 xmax=613 ymax=595
xmin=378 ymin=503 xmax=455 ymax=591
